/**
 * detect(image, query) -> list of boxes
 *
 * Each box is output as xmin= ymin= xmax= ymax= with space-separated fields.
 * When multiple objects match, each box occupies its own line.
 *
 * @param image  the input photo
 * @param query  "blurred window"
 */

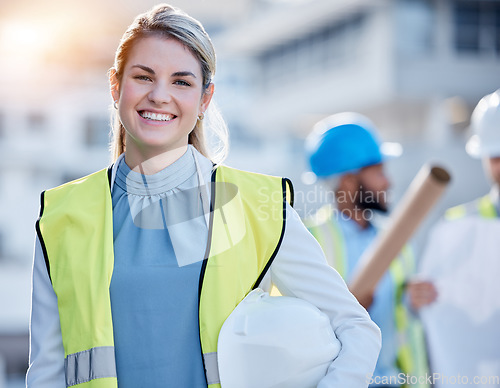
xmin=395 ymin=0 xmax=435 ymax=57
xmin=27 ymin=112 xmax=46 ymax=132
xmin=454 ymin=2 xmax=480 ymax=53
xmin=0 ymin=231 xmax=4 ymax=259
xmin=84 ymin=117 xmax=109 ymax=147
xmin=258 ymin=12 xmax=366 ymax=89
xmin=454 ymin=1 xmax=500 ymax=55
xmin=496 ymin=6 xmax=500 ymax=54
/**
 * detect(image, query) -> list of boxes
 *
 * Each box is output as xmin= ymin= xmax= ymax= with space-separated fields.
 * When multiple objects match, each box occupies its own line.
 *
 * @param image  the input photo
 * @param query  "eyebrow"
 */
xmin=131 ymin=65 xmax=197 ymax=78
xmin=132 ymin=64 xmax=155 ymax=74
xmin=172 ymin=71 xmax=197 ymax=78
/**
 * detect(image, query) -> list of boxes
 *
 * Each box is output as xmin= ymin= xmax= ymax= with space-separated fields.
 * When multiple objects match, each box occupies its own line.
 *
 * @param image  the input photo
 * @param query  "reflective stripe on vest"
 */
xmin=65 ymin=346 xmax=116 ymax=387
xmin=305 ymin=205 xmax=347 ymax=277
xmin=391 ymin=246 xmax=429 ymax=388
xmin=37 ymin=165 xmax=292 ymax=388
xmin=478 ymin=195 xmax=498 ymax=218
xmin=306 ymin=207 xmax=429 ymax=387
xmin=445 ymin=195 xmax=498 ymax=221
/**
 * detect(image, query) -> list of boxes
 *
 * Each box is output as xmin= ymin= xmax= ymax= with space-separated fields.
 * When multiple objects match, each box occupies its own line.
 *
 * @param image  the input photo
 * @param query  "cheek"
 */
xmin=120 ymin=82 xmax=141 ymax=104
xmin=370 ymin=178 xmax=387 ymax=193
xmin=180 ymin=91 xmax=203 ymax=112
xmin=492 ymin=162 xmax=500 ymax=178
xmin=177 ymin=94 xmax=202 ymax=131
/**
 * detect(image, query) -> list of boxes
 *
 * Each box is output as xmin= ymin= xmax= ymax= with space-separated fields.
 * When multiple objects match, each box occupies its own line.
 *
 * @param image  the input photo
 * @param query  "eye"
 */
xmin=174 ymin=79 xmax=191 ymax=87
xmin=134 ymin=75 xmax=152 ymax=82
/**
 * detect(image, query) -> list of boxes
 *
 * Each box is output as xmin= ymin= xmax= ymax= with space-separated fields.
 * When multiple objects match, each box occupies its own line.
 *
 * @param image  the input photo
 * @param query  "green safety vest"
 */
xmin=36 ymin=164 xmax=293 ymax=388
xmin=306 ymin=205 xmax=429 ymax=388
xmin=445 ymin=194 xmax=498 ymax=221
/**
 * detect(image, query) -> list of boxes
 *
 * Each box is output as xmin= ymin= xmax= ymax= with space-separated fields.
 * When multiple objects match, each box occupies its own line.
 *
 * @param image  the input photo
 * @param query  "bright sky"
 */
xmin=0 ymin=21 xmax=55 ymax=66
xmin=0 ymin=0 xmax=129 ymax=67
xmin=0 ymin=0 xmax=250 ymax=70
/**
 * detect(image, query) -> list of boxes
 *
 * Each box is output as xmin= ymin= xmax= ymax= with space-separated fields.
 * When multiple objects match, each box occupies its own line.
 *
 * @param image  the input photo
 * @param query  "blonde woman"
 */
xmin=26 ymin=4 xmax=381 ymax=387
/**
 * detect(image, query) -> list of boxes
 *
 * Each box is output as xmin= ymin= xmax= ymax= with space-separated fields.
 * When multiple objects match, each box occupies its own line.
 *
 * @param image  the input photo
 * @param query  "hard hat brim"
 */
xmin=466 ymin=134 xmax=500 ymax=158
xmin=310 ymin=141 xmax=403 ymax=180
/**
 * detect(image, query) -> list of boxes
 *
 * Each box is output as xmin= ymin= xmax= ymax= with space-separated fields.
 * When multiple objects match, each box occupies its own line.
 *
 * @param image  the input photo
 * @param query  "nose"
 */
xmin=148 ymin=82 xmax=172 ymax=105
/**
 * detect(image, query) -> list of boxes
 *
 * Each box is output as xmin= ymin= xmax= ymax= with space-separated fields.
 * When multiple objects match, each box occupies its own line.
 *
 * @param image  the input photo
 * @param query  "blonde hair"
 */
xmin=109 ymin=4 xmax=228 ymax=164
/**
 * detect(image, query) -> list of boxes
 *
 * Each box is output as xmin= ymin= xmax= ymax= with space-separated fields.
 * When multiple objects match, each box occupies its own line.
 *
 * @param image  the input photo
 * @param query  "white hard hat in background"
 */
xmin=217 ymin=288 xmax=341 ymax=388
xmin=466 ymin=89 xmax=500 ymax=158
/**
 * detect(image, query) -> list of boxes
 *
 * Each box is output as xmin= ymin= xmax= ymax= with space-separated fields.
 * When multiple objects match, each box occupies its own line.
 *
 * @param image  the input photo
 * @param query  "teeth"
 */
xmin=140 ymin=111 xmax=174 ymax=121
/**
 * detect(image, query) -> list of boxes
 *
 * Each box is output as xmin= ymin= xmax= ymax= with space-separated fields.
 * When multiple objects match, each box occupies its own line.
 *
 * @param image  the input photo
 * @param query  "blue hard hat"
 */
xmin=306 ymin=112 xmax=397 ymax=178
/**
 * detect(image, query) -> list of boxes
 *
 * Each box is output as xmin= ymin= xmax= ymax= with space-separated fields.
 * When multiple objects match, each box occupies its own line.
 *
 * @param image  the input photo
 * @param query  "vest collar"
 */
xmin=110 ymin=146 xmax=213 ymax=227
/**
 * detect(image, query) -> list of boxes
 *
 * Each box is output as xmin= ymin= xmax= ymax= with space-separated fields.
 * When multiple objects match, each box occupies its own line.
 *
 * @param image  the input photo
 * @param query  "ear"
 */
xmin=199 ymin=83 xmax=214 ymax=115
xmin=109 ymin=68 xmax=120 ymax=103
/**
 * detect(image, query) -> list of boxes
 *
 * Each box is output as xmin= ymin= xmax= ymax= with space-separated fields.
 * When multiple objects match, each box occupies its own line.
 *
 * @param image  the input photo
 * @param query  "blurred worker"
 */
xmin=418 ymin=89 xmax=500 ymax=387
xmin=305 ymin=112 xmax=436 ymax=388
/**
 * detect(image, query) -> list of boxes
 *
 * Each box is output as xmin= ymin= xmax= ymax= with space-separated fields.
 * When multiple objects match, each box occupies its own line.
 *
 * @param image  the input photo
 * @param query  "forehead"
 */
xmin=126 ymin=35 xmax=201 ymax=75
xmin=488 ymin=156 xmax=500 ymax=165
xmin=359 ymin=163 xmax=384 ymax=175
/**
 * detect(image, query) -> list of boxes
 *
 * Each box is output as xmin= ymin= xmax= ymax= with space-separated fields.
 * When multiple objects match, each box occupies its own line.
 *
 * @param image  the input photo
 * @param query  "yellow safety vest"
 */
xmin=306 ymin=205 xmax=429 ymax=388
xmin=36 ymin=164 xmax=293 ymax=388
xmin=445 ymin=194 xmax=498 ymax=221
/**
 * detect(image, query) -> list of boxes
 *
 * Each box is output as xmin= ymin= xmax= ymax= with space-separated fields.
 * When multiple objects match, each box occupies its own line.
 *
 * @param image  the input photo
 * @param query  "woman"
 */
xmin=26 ymin=4 xmax=381 ymax=387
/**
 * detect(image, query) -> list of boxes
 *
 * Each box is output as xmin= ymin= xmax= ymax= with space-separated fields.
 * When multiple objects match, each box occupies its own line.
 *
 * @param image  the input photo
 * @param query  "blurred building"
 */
xmin=214 ymin=0 xmax=500 ymax=223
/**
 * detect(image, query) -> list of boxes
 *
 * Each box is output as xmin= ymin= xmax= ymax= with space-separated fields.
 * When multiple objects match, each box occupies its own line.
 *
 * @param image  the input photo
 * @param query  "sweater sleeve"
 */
xmin=26 ymin=235 xmax=66 ymax=388
xmin=269 ymin=202 xmax=381 ymax=388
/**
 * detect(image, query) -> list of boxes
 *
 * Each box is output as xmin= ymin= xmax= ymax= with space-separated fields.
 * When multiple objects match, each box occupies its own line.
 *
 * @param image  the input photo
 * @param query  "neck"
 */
xmin=125 ymin=145 xmax=188 ymax=175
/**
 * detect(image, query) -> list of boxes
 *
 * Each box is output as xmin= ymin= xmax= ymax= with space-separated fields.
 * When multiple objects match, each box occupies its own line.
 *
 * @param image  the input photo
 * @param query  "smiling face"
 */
xmin=110 ymin=35 xmax=213 ymax=164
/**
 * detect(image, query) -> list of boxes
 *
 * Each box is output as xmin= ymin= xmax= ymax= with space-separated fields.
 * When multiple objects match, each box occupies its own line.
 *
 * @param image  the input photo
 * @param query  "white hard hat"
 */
xmin=466 ymin=89 xmax=500 ymax=158
xmin=217 ymin=288 xmax=341 ymax=388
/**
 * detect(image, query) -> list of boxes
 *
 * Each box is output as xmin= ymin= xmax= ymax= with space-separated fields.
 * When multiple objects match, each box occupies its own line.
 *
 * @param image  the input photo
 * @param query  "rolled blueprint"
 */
xmin=349 ymin=164 xmax=451 ymax=301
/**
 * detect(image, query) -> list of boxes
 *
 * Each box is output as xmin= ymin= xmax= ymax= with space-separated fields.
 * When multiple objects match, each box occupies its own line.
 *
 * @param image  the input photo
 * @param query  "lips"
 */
xmin=139 ymin=110 xmax=176 ymax=122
